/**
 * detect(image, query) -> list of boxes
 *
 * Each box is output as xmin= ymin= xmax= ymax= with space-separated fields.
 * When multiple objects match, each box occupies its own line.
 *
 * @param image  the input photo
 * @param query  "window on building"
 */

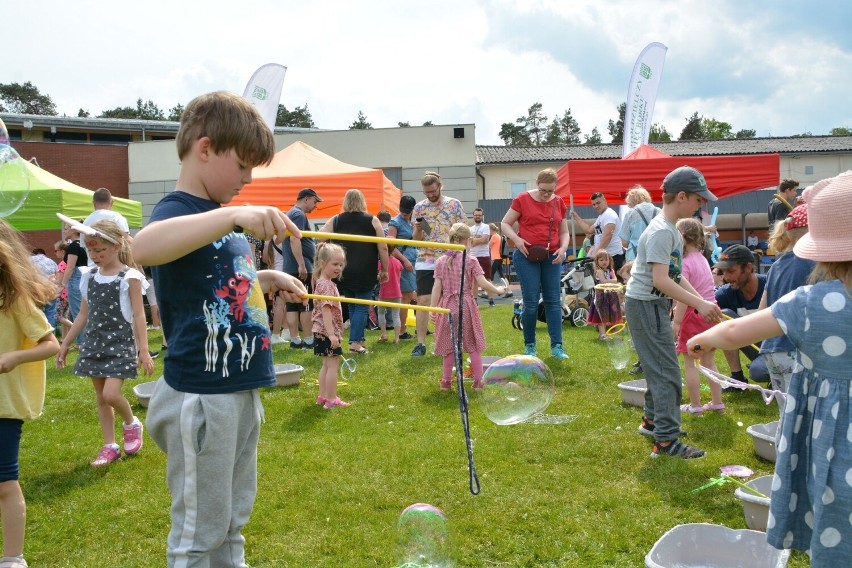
xmin=90 ymin=133 xmax=133 ymax=145
xmin=510 ymin=182 xmax=527 ymax=197
xmin=52 ymin=131 xmax=88 ymax=143
xmin=804 ymin=165 xmax=814 ymax=175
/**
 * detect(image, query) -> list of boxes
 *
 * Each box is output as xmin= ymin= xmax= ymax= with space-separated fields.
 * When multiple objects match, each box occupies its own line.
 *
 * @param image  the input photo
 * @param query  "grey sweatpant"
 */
xmin=625 ymin=297 xmax=683 ymax=442
xmin=146 ymin=377 xmax=264 ymax=568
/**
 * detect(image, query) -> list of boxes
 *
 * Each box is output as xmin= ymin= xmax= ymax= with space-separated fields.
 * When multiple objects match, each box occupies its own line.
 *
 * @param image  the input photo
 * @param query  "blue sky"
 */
xmin=5 ymin=0 xmax=850 ymax=144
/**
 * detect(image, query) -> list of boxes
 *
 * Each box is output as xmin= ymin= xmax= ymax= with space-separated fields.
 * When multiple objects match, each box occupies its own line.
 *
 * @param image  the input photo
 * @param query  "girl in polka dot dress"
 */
xmin=687 ymin=171 xmax=852 ymax=566
xmin=56 ymin=220 xmax=155 ymax=467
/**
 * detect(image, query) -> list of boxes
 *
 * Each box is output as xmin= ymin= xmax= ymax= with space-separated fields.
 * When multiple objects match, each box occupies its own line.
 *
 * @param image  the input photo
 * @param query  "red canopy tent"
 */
xmin=555 ymin=144 xmax=780 ymax=205
xmin=231 ymin=141 xmax=402 ymax=216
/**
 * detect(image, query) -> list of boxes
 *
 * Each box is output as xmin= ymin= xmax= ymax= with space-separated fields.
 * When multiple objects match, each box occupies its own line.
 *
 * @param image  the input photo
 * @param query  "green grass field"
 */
xmin=19 ymin=304 xmax=807 ymax=567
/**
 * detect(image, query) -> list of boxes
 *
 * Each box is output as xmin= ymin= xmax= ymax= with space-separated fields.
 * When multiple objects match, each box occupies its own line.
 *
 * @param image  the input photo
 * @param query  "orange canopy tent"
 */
xmin=555 ymin=144 xmax=780 ymax=205
xmin=231 ymin=141 xmax=401 ymax=216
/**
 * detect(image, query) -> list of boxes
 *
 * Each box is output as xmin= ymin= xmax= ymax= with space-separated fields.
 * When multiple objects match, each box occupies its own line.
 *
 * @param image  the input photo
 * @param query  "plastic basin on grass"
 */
xmin=735 ymin=475 xmax=773 ymax=532
xmin=618 ymin=379 xmax=646 ymax=407
xmin=274 ymin=364 xmax=304 ymax=387
xmin=645 ymin=523 xmax=789 ymax=567
xmin=132 ymin=380 xmax=158 ymax=408
xmin=746 ymin=421 xmax=779 ymax=462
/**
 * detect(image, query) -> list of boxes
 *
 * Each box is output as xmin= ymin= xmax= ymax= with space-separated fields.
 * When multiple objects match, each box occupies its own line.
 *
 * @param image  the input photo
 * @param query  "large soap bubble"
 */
xmin=396 ymin=503 xmax=451 ymax=568
xmin=0 ymin=119 xmax=30 ymax=218
xmin=479 ymin=355 xmax=555 ymax=425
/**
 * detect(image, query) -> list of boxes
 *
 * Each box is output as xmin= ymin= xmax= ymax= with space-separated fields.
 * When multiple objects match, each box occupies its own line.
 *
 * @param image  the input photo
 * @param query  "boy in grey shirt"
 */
xmin=625 ymin=166 xmax=723 ymax=459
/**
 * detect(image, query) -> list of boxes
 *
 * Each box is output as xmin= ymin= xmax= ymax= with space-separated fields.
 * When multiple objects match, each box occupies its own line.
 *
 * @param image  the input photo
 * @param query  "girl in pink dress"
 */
xmin=431 ymin=223 xmax=506 ymax=391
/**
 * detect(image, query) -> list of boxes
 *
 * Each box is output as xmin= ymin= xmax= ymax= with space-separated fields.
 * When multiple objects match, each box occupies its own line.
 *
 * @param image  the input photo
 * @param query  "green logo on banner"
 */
xmin=252 ymin=86 xmax=268 ymax=100
xmin=640 ymin=63 xmax=651 ymax=80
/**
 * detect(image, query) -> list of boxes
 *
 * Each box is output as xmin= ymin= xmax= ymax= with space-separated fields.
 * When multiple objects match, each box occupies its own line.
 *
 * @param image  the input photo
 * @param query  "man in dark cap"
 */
xmin=714 ymin=244 xmax=770 ymax=384
xmin=280 ymin=188 xmax=323 ymax=348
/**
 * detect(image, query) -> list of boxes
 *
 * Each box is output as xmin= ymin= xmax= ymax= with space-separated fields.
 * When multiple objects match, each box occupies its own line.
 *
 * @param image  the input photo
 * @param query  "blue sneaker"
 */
xmin=524 ymin=343 xmax=537 ymax=356
xmin=551 ymin=344 xmax=569 ymax=360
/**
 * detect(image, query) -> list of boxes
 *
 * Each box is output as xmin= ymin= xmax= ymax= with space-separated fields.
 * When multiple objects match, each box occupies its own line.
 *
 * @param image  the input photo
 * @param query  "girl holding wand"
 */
xmin=431 ymin=223 xmax=505 ymax=391
xmin=56 ymin=220 xmax=154 ymax=467
xmin=0 ymin=220 xmax=60 ymax=568
xmin=687 ymin=171 xmax=852 ymax=565
xmin=311 ymin=243 xmax=350 ymax=409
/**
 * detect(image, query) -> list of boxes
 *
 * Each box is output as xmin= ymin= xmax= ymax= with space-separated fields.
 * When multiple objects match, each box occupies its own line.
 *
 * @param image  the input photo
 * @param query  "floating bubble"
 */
xmin=607 ymin=335 xmax=631 ymax=370
xmin=479 ymin=355 xmax=554 ymax=425
xmin=397 ymin=503 xmax=451 ymax=568
xmin=0 ymin=142 xmax=30 ymax=218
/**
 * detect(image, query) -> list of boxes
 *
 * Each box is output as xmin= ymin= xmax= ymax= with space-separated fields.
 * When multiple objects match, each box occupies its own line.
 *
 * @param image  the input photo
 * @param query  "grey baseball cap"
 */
xmin=662 ymin=166 xmax=718 ymax=201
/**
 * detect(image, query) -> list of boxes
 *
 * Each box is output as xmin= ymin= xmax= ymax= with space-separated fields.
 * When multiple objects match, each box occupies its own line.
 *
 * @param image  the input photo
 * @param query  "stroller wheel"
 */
xmin=511 ymin=314 xmax=523 ymax=330
xmin=570 ymin=306 xmax=589 ymax=327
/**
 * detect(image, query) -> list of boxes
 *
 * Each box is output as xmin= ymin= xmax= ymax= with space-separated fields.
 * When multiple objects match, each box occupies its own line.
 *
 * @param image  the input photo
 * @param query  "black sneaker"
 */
xmin=426 ymin=330 xmax=433 ymax=336
xmin=148 ymin=350 xmax=160 ymax=359
xmin=651 ymin=439 xmax=706 ymax=459
xmin=638 ymin=417 xmax=655 ymax=437
xmin=411 ymin=343 xmax=426 ymax=357
xmin=290 ymin=341 xmax=305 ymax=350
xmin=628 ymin=361 xmax=643 ymax=376
xmin=398 ymin=332 xmax=414 ymax=340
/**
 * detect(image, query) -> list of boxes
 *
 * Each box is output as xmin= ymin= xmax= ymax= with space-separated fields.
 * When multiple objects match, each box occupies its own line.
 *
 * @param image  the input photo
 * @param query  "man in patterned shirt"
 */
xmin=410 ymin=171 xmax=466 ymax=356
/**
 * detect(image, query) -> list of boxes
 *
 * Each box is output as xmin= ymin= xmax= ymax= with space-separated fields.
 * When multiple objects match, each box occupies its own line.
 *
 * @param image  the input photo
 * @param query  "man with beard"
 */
xmin=714 ymin=244 xmax=770 ymax=384
xmin=410 ymin=171 xmax=466 ymax=356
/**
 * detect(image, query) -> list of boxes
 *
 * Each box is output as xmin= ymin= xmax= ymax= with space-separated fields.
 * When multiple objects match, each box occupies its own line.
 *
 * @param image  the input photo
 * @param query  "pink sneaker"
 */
xmin=472 ymin=379 xmax=484 ymax=390
xmin=440 ymin=378 xmax=452 ymax=391
xmin=323 ymin=397 xmax=351 ymax=409
xmin=702 ymin=402 xmax=726 ymax=412
xmin=91 ymin=444 xmax=121 ymax=467
xmin=316 ymin=396 xmax=328 ymax=406
xmin=123 ymin=417 xmax=143 ymax=455
xmin=680 ymin=403 xmax=704 ymax=416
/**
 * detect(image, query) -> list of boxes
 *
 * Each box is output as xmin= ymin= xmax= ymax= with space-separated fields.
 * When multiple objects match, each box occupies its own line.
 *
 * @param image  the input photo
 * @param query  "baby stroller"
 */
xmin=511 ymin=256 xmax=595 ymax=329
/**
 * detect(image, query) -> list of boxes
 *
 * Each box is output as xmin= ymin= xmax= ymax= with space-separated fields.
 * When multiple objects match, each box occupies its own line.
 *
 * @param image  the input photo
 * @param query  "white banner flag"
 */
xmin=622 ymin=42 xmax=667 ymax=157
xmin=242 ymin=63 xmax=288 ymax=133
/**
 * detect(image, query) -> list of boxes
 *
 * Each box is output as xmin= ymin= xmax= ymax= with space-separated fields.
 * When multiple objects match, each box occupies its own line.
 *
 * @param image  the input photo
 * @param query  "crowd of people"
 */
xmin=3 ymin=89 xmax=850 ymax=567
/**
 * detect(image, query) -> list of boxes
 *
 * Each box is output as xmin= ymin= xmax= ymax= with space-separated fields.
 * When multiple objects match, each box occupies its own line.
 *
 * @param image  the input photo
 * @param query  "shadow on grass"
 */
xmin=280 ymin=402 xmax=328 ymax=433
xmin=25 ymin=461 xmax=120 ymax=504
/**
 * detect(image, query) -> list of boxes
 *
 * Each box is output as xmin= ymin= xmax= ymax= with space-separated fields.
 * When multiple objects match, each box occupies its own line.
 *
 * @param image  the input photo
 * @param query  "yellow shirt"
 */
xmin=0 ymin=299 xmax=52 ymax=421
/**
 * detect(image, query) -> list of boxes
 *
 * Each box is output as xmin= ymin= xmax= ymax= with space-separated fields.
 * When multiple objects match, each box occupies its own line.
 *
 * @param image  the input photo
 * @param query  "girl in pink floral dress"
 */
xmin=431 ymin=223 xmax=506 ymax=391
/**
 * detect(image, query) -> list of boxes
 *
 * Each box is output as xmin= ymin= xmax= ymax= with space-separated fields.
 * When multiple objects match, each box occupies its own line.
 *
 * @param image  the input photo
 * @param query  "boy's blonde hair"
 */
xmin=449 ymin=222 xmax=472 ymax=244
xmin=312 ymin=242 xmax=346 ymax=285
xmin=0 ymin=219 xmax=55 ymax=310
xmin=87 ymin=219 xmax=134 ymax=267
xmin=676 ymin=218 xmax=705 ymax=251
xmin=176 ymin=91 xmax=275 ymax=168
xmin=537 ymin=168 xmax=558 ymax=184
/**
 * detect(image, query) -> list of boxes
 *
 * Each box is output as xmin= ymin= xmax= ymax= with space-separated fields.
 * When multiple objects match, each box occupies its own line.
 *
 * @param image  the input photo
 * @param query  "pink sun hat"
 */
xmin=793 ymin=170 xmax=852 ymax=262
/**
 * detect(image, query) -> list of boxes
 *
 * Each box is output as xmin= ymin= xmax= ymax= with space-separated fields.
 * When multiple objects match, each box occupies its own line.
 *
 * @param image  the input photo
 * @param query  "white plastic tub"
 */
xmin=646 ymin=523 xmax=789 ymax=567
xmin=274 ymin=363 xmax=303 ymax=387
xmin=617 ymin=379 xmax=646 ymax=407
xmin=132 ymin=380 xmax=158 ymax=408
xmin=747 ymin=421 xmax=779 ymax=462
xmin=735 ymin=475 xmax=773 ymax=532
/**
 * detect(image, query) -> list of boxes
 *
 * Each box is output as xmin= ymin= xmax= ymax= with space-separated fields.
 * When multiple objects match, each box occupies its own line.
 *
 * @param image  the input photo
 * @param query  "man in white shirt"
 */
xmin=571 ymin=192 xmax=625 ymax=273
xmin=469 ymin=208 xmax=493 ymax=305
xmin=83 ymin=188 xmax=130 ymax=267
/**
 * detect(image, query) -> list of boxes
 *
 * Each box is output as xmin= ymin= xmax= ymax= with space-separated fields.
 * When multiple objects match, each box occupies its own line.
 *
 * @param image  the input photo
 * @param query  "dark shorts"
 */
xmin=0 ymin=419 xmax=23 ymax=482
xmin=476 ymin=256 xmax=491 ymax=280
xmin=313 ymin=333 xmax=343 ymax=357
xmin=285 ymin=275 xmax=313 ymax=312
xmin=416 ymin=269 xmax=435 ymax=296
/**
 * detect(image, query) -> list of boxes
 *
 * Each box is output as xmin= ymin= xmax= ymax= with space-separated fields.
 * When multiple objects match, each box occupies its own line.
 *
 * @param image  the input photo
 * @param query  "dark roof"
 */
xmin=476 ymin=135 xmax=852 ymax=165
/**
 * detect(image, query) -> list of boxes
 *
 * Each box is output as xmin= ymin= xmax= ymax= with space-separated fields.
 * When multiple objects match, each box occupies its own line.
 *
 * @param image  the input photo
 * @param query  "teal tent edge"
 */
xmin=1 ymin=159 xmax=142 ymax=231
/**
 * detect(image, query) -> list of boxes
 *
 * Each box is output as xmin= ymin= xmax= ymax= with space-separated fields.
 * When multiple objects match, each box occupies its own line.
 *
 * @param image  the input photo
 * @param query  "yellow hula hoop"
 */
xmin=772 ymin=194 xmax=793 ymax=211
xmin=305 ymin=293 xmax=450 ymax=314
xmin=605 ymin=323 xmax=626 ymax=336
